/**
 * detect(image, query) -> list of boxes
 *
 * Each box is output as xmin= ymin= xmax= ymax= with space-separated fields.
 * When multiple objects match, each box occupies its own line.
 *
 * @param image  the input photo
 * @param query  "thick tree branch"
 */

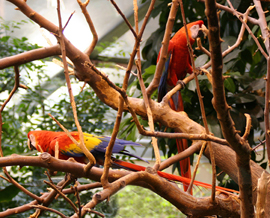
xmin=205 ymin=0 xmax=254 ymax=216
xmin=0 ymin=154 xmax=241 ymax=217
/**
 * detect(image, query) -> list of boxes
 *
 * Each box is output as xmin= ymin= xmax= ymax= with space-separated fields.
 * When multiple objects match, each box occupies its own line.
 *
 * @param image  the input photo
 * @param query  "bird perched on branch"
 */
xmin=27 ymin=130 xmax=238 ymax=195
xmin=157 ymin=20 xmax=205 ymax=191
xmin=27 ymin=130 xmax=146 ymax=169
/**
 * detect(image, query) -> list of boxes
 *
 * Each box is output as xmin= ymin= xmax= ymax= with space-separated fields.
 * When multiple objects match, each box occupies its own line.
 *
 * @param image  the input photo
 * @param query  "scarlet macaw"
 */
xmin=27 ymin=130 xmax=238 ymax=194
xmin=27 ymin=130 xmax=146 ymax=169
xmin=157 ymin=20 xmax=205 ymax=190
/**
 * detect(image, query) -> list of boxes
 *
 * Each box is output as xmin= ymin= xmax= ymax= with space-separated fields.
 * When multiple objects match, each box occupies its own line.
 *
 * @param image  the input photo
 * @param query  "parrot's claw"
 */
xmin=194 ymin=67 xmax=204 ymax=75
xmin=176 ymin=80 xmax=186 ymax=89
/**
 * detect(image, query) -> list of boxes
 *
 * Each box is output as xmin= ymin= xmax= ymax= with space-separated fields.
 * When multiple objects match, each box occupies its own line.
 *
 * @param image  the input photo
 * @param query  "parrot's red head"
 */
xmin=170 ymin=20 xmax=206 ymax=47
xmin=186 ymin=20 xmax=206 ymax=42
xmin=27 ymin=130 xmax=61 ymax=153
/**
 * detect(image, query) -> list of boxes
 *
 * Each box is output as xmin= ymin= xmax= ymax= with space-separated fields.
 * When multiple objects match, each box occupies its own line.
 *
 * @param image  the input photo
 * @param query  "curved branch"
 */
xmin=0 ymin=45 xmax=61 ymax=70
xmin=77 ymin=0 xmax=98 ymax=57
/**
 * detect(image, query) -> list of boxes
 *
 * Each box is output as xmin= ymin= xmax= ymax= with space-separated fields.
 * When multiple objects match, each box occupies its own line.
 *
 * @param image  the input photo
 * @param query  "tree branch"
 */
xmin=204 ymin=0 xmax=254 ymax=216
xmin=0 ymin=45 xmax=61 ymax=70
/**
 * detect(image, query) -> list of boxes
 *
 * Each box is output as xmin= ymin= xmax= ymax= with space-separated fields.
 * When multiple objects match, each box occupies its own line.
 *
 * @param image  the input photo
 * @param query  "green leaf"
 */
xmin=0 ymin=185 xmax=21 ymax=203
xmin=195 ymin=54 xmax=208 ymax=67
xmin=1 ymin=36 xmax=10 ymax=42
xmin=223 ymin=49 xmax=240 ymax=63
xmin=234 ymin=93 xmax=256 ymax=104
xmin=224 ymin=77 xmax=236 ymax=93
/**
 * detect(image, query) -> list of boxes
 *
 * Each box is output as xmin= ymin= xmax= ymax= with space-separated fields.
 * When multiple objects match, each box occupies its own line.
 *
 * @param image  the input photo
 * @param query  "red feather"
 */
xmin=157 ymin=21 xmax=204 ymax=192
xmin=114 ymin=160 xmax=239 ymax=195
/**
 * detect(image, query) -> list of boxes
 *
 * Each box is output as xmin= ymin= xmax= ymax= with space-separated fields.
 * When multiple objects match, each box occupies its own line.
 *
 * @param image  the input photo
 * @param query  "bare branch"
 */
xmin=178 ymin=0 xmax=216 ymax=199
xmin=56 ymin=0 xmax=96 ymax=168
xmin=0 ymin=45 xmax=61 ymax=70
xmin=44 ymin=179 xmax=78 ymax=213
xmin=242 ymin=114 xmax=252 ymax=141
xmin=30 ymin=205 xmax=69 ymax=218
xmin=77 ymin=0 xmax=98 ymax=57
xmin=133 ymin=0 xmax=160 ymax=170
xmin=255 ymin=171 xmax=269 ymax=218
xmin=110 ymin=0 xmax=137 ymax=38
xmin=205 ymin=0 xmax=254 ymax=215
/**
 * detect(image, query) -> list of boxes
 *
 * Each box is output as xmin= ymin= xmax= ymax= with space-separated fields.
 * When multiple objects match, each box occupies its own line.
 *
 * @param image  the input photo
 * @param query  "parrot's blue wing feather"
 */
xmin=171 ymin=91 xmax=180 ymax=111
xmin=90 ymin=136 xmax=148 ymax=163
xmin=158 ymin=52 xmax=172 ymax=102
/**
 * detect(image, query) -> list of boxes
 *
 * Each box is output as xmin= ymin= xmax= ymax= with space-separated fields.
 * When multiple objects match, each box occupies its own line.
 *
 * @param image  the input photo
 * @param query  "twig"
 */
xmin=160 ymin=141 xmax=201 ymax=171
xmin=133 ymin=0 xmax=160 ymax=170
xmin=63 ymin=11 xmax=75 ymax=31
xmin=198 ymin=0 xmax=258 ymax=24
xmin=242 ymin=114 xmax=252 ymax=140
xmin=77 ymin=0 xmax=98 ymax=57
xmin=0 ymin=45 xmax=61 ymax=70
xmin=146 ymin=0 xmax=179 ymax=96
xmin=0 ymin=66 xmax=20 ymax=112
xmin=100 ymin=96 xmax=124 ymax=187
xmin=55 ymin=0 xmax=96 ymax=167
xmin=178 ymin=0 xmax=216 ymax=200
xmin=30 ymin=205 xmax=69 ymax=218
xmin=3 ymin=168 xmax=43 ymax=203
xmin=83 ymin=208 xmax=105 ymax=217
xmin=44 ymin=180 xmax=78 ymax=213
xmin=100 ymin=0 xmax=156 ymax=186
xmin=48 ymin=113 xmax=95 ymax=168
xmin=227 ymin=1 xmax=268 ymax=59
xmin=73 ymin=181 xmax=82 ymax=218
xmin=136 ymin=61 xmax=161 ymax=170
xmin=187 ymin=141 xmax=207 ymax=193
xmin=196 ymin=38 xmax=211 ymax=57
xmin=0 ymin=66 xmax=44 ymax=204
xmin=200 ymin=4 xmax=262 ymax=71
xmin=0 ymin=174 xmax=10 ymax=182
xmin=110 ymin=0 xmax=137 ymax=38
xmin=44 ymin=171 xmax=54 ymax=184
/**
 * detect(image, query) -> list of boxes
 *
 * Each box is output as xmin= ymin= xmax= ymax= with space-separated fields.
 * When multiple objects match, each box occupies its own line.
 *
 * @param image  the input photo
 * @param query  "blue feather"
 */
xmin=158 ymin=52 xmax=172 ymax=102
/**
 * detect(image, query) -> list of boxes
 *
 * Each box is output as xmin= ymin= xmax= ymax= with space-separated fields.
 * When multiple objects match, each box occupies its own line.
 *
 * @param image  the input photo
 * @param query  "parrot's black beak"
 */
xmin=27 ymin=139 xmax=36 ymax=151
xmin=199 ymin=24 xmax=208 ymax=38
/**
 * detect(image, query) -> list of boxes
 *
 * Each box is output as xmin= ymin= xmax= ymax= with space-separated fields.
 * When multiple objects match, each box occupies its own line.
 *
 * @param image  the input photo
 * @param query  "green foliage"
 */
xmin=116 ymin=186 xmax=183 ymax=218
xmin=0 ymin=18 xmax=115 ymax=217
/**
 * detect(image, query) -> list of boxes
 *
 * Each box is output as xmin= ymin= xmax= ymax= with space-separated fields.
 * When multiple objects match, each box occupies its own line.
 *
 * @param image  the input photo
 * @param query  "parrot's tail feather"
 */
xmin=176 ymin=138 xmax=191 ymax=193
xmin=113 ymin=160 xmax=239 ymax=195
xmin=113 ymin=159 xmax=146 ymax=171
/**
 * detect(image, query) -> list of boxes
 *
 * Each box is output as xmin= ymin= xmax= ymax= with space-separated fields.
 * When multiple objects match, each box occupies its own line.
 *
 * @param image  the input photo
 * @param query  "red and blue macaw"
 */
xmin=157 ymin=20 xmax=205 ymax=191
xmin=27 ymin=130 xmax=146 ymax=169
xmin=27 ymin=130 xmax=238 ymax=194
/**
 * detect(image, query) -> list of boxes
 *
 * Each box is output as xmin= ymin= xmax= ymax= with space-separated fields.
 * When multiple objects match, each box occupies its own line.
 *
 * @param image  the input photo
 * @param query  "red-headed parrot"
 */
xmin=27 ymin=130 xmax=238 ymax=195
xmin=27 ymin=130 xmax=147 ymax=169
xmin=157 ymin=20 xmax=205 ymax=191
